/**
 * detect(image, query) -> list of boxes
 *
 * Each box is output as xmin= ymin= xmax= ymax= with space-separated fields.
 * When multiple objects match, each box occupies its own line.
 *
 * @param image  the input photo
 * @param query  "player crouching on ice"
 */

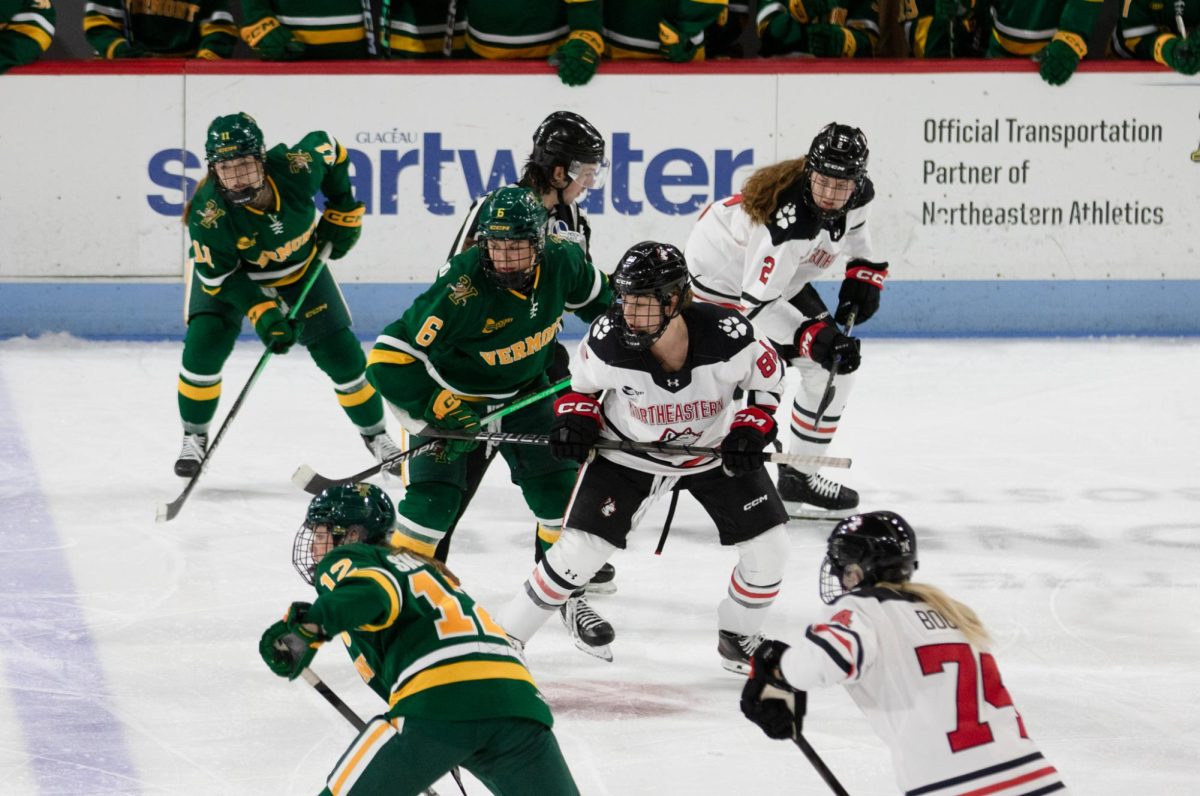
xmin=740 ymin=511 xmax=1069 ymax=795
xmin=497 ymin=241 xmax=793 ymax=672
xmin=259 ymin=483 xmax=580 ymax=796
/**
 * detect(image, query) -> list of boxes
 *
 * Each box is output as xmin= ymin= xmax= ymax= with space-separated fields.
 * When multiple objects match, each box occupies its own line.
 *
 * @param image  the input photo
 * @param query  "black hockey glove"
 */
xmin=258 ymin=602 xmax=327 ymax=680
xmin=796 ymin=318 xmax=860 ymax=374
xmin=837 ymin=259 xmax=887 ymax=325
xmin=740 ymin=639 xmax=806 ymax=740
xmin=550 ymin=392 xmax=602 ymax=463
xmin=721 ymin=407 xmax=777 ymax=477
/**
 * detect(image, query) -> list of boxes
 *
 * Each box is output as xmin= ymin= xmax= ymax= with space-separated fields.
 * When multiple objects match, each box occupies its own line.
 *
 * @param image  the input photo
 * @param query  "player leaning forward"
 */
xmin=259 ymin=483 xmax=579 ymax=795
xmin=686 ymin=122 xmax=886 ymax=518
xmin=498 ymin=242 xmax=792 ymax=672
xmin=174 ymin=112 xmax=402 ymax=477
xmin=365 ymin=186 xmax=616 ymax=650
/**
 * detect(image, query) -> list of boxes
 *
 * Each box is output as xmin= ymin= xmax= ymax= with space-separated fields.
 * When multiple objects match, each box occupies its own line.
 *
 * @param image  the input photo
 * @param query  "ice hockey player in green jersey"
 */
xmin=84 ymin=0 xmax=236 ymax=59
xmin=366 ymin=185 xmax=618 ymax=659
xmin=756 ymin=0 xmax=882 ymax=58
xmin=1113 ymin=0 xmax=1199 ymax=75
xmin=0 ymin=0 xmax=55 ymax=74
xmin=987 ymin=0 xmax=1103 ymax=84
xmin=173 ymin=112 xmax=403 ymax=479
xmin=260 ymin=483 xmax=580 ymax=796
xmin=240 ymin=0 xmax=367 ymax=59
xmin=899 ymin=0 xmax=989 ymax=57
xmin=461 ymin=0 xmax=604 ymax=85
xmin=602 ymin=0 xmax=730 ymax=61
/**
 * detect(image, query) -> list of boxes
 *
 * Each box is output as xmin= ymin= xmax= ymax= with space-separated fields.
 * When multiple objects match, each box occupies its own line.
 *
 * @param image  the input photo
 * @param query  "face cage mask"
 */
xmin=611 ymin=291 xmax=678 ymax=350
xmin=211 ymin=156 xmax=266 ymax=207
xmin=819 ymin=556 xmax=846 ymax=604
xmin=292 ymin=521 xmax=359 ymax=585
xmin=481 ymin=237 xmax=542 ymax=293
xmin=566 ymin=158 xmax=610 ymax=190
xmin=803 ymin=167 xmax=860 ymax=223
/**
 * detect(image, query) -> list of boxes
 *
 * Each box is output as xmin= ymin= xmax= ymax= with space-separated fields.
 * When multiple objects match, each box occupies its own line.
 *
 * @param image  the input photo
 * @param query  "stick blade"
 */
xmin=293 ymin=464 xmax=337 ymax=495
xmin=156 ymin=499 xmax=179 ymax=523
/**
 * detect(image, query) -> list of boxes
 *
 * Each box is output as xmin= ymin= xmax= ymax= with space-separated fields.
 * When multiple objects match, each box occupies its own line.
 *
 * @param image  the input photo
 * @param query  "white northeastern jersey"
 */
xmin=685 ymin=181 xmax=875 ymax=344
xmin=572 ymin=303 xmax=784 ymax=476
xmin=779 ymin=588 xmax=1067 ymax=796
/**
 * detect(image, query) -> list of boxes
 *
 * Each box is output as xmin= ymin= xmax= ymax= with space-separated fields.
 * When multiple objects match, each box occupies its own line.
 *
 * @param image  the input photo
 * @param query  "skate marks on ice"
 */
xmin=539 ymin=681 xmax=694 ymax=720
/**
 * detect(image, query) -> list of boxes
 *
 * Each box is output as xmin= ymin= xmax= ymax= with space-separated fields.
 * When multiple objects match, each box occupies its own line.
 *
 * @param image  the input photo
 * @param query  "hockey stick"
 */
xmin=442 ymin=0 xmax=458 ymax=56
xmin=811 ymin=308 xmax=857 ymax=435
xmin=157 ymin=244 xmax=333 ymax=523
xmin=419 ymin=429 xmax=852 ymax=470
xmin=299 ymin=668 xmax=456 ymax=796
xmin=792 ymin=733 xmax=851 ymax=796
xmin=292 ymin=377 xmax=573 ymax=494
xmin=358 ymin=0 xmax=377 ymax=57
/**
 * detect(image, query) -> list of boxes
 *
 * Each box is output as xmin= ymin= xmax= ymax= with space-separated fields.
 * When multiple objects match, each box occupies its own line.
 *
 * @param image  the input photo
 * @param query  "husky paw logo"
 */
xmin=719 ymin=316 xmax=749 ymax=339
xmin=775 ymin=203 xmax=797 ymax=230
xmin=593 ymin=316 xmax=612 ymax=340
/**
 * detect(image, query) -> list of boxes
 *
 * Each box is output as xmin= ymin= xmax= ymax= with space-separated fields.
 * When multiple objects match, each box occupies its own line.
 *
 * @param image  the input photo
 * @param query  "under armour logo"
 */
xmin=529 ymin=298 xmax=539 ymax=318
xmin=667 ymin=378 xmax=680 ymax=387
xmin=267 ymin=214 xmax=284 ymax=235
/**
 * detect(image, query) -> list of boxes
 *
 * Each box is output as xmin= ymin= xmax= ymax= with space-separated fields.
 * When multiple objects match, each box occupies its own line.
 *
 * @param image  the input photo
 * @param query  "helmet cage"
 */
xmin=476 ymin=188 xmax=547 ymax=293
xmin=802 ymin=123 xmax=869 ymax=222
xmin=609 ymin=242 xmax=691 ymax=350
xmin=292 ymin=519 xmax=370 ymax=585
xmin=206 ymin=113 xmax=267 ymax=207
xmin=291 ymin=484 xmax=394 ymax=583
xmin=818 ymin=511 xmax=918 ymax=604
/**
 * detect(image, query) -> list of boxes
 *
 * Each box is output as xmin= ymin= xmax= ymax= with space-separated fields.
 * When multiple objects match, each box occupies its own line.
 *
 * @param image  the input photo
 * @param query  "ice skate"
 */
xmin=173 ymin=432 xmax=208 ymax=478
xmin=363 ymin=432 xmax=405 ymax=477
xmin=718 ymin=630 xmax=765 ymax=675
xmin=560 ymin=595 xmax=615 ymax=662
xmin=584 ymin=562 xmax=617 ymax=596
xmin=778 ymin=464 xmax=858 ymax=520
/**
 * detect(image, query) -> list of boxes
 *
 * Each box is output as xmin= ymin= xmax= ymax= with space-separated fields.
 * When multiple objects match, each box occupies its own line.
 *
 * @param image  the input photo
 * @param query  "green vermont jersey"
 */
xmin=603 ymin=0 xmax=728 ymax=60
xmin=384 ymin=0 xmax=467 ymax=57
xmin=1114 ymin=0 xmax=1197 ymax=63
xmin=187 ymin=130 xmax=357 ymax=315
xmin=240 ymin=0 xmax=369 ymax=58
xmin=308 ymin=544 xmax=552 ymax=726
xmin=464 ymin=0 xmax=602 ymax=59
xmin=987 ymin=0 xmax=1102 ymax=56
xmin=0 ymin=0 xmax=56 ymax=70
xmin=368 ymin=238 xmax=610 ymax=419
xmin=756 ymin=0 xmax=881 ymax=57
xmin=84 ymin=0 xmax=236 ymax=58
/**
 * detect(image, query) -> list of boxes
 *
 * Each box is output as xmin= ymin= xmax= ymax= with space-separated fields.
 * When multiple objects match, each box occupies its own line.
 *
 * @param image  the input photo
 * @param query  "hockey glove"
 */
xmin=659 ymin=20 xmax=698 ymax=62
xmin=789 ymin=0 xmax=837 ymax=23
xmin=110 ymin=39 xmax=147 ymax=58
xmin=740 ymin=639 xmax=806 ymax=740
xmin=807 ymin=24 xmax=851 ymax=57
xmin=1163 ymin=37 xmax=1200 ymax=76
xmin=836 ymin=260 xmax=888 ymax=325
xmin=423 ymin=389 xmax=480 ymax=461
xmin=248 ymin=300 xmax=300 ymax=354
xmin=316 ymin=202 xmax=365 ymax=260
xmin=1038 ymin=39 xmax=1081 ymax=86
xmin=241 ymin=16 xmax=306 ymax=60
xmin=554 ymin=34 xmax=602 ymax=86
xmin=796 ymin=317 xmax=860 ymax=374
xmin=720 ymin=407 xmax=777 ymax=477
xmin=259 ymin=602 xmax=327 ymax=680
xmin=550 ymin=392 xmax=602 ymax=463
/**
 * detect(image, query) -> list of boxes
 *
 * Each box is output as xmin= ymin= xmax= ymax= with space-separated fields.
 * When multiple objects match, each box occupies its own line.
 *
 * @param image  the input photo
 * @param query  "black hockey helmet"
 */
xmin=802 ymin=122 xmax=869 ymax=221
xmin=819 ymin=511 xmax=918 ymax=604
xmin=608 ymin=241 xmax=691 ymax=350
xmin=205 ymin=112 xmax=267 ymax=207
xmin=530 ymin=111 xmax=608 ymax=189
xmin=292 ymin=483 xmax=395 ymax=584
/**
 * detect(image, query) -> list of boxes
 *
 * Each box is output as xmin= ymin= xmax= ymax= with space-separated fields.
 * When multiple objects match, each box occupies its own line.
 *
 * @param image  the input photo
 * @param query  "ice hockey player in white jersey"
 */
xmin=740 ymin=511 xmax=1069 ymax=795
xmin=686 ymin=123 xmax=889 ymax=519
xmin=496 ymin=241 xmax=793 ymax=672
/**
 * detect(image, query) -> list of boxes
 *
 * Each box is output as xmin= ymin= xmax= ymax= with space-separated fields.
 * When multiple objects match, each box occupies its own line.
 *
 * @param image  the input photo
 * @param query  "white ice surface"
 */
xmin=0 ymin=336 xmax=1197 ymax=795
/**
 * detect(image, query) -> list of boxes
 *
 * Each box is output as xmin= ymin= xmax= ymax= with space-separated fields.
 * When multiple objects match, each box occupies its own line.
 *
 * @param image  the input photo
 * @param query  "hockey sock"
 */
xmin=178 ymin=313 xmax=239 ymax=431
xmin=308 ymin=329 xmax=386 ymax=436
xmin=501 ymin=529 xmax=615 ymax=642
xmin=718 ymin=525 xmax=788 ymax=635
xmin=788 ymin=358 xmax=856 ymax=463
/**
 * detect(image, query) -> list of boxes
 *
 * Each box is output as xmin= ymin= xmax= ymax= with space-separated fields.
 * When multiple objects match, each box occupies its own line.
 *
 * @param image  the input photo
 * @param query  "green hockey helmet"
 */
xmin=475 ymin=186 xmax=548 ymax=292
xmin=205 ymin=112 xmax=267 ymax=206
xmin=292 ymin=483 xmax=395 ymax=584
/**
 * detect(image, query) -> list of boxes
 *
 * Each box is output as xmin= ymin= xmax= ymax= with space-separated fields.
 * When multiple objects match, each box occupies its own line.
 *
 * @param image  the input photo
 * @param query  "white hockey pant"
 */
xmin=788 ymin=357 xmax=856 ymax=472
xmin=497 ymin=529 xmax=618 ymax=643
xmin=717 ymin=524 xmax=789 ymax=636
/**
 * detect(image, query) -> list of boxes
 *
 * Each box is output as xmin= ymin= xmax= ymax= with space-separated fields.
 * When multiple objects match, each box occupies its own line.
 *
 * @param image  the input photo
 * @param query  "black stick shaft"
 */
xmin=793 ymin=734 xmax=852 ymax=796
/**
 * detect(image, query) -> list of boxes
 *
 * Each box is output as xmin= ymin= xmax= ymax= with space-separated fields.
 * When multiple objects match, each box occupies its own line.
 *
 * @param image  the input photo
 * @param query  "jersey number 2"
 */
xmin=915 ymin=643 xmax=1028 ymax=753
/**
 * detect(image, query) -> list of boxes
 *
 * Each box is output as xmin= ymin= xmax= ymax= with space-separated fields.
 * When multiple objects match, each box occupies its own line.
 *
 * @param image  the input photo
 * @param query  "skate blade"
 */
xmin=583 ymin=580 xmax=617 ymax=596
xmin=784 ymin=501 xmax=855 ymax=521
xmin=572 ymin=637 xmax=614 ymax=662
xmin=720 ymin=657 xmax=751 ymax=676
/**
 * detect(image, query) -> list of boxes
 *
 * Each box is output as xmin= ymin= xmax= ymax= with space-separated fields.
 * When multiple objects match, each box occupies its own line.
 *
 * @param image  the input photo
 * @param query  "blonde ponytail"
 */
xmin=878 ymin=581 xmax=991 ymax=648
xmin=740 ymin=157 xmax=808 ymax=225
